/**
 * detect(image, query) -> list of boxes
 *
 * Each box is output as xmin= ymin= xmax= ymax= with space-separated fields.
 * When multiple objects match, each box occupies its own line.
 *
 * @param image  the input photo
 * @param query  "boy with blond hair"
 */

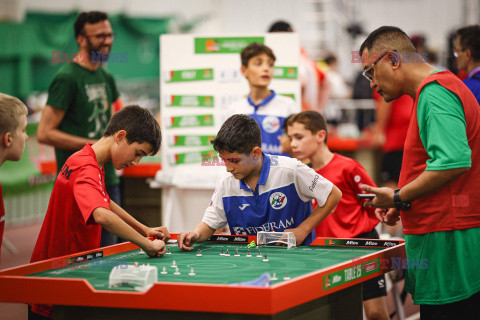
xmin=0 ymin=93 xmax=28 ymax=261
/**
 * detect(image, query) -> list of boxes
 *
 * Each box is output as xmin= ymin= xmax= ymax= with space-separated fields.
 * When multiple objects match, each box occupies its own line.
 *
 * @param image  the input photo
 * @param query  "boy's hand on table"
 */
xmin=145 ymin=239 xmax=166 ymax=257
xmin=146 ymin=226 xmax=171 ymax=242
xmin=177 ymin=232 xmax=199 ymax=251
xmin=285 ymin=228 xmax=308 ymax=246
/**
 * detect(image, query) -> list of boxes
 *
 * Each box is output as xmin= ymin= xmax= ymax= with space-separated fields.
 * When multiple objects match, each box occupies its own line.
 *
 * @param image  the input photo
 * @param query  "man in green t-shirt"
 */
xmin=37 ymin=11 xmax=123 ymax=247
xmin=358 ymin=26 xmax=480 ymax=319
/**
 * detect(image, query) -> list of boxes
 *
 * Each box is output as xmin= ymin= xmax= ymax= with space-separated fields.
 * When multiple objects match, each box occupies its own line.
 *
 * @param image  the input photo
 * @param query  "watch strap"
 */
xmin=393 ymin=188 xmax=411 ymax=210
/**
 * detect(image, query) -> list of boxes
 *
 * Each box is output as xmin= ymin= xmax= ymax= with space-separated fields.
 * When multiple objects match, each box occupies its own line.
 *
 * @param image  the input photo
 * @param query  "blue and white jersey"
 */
xmin=202 ymin=153 xmax=333 ymax=245
xmin=227 ymin=91 xmax=298 ymax=156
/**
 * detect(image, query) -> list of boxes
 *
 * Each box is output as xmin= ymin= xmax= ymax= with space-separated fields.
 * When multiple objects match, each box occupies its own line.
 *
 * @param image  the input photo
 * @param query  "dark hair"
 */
xmin=241 ymin=43 xmax=276 ymax=67
xmin=282 ymin=113 xmax=296 ymax=133
xmin=456 ymin=25 xmax=480 ymax=61
xmin=268 ymin=20 xmax=293 ymax=32
xmin=287 ymin=111 xmax=328 ymax=143
xmin=359 ymin=26 xmax=416 ymax=56
xmin=103 ymin=105 xmax=161 ymax=155
xmin=74 ymin=11 xmax=109 ymax=38
xmin=210 ymin=114 xmax=261 ymax=154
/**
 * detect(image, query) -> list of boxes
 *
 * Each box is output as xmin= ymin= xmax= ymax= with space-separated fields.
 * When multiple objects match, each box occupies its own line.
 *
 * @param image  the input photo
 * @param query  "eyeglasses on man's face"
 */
xmin=83 ymin=32 xmax=116 ymax=42
xmin=362 ymin=51 xmax=389 ymax=82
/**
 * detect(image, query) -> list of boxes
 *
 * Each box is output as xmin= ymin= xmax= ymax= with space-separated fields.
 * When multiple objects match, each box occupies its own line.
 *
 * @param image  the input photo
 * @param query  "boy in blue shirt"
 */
xmin=227 ymin=43 xmax=298 ymax=156
xmin=178 ymin=114 xmax=341 ymax=250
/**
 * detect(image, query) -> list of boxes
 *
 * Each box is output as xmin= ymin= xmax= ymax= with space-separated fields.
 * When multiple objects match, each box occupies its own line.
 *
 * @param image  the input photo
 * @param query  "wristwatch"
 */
xmin=393 ymin=188 xmax=411 ymax=210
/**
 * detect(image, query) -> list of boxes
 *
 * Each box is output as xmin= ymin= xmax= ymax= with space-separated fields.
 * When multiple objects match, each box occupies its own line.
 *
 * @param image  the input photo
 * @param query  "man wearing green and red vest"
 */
xmin=359 ymin=26 xmax=480 ymax=319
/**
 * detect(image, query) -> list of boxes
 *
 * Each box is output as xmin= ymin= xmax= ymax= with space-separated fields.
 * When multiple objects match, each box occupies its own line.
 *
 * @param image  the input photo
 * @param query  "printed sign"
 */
xmin=195 ymin=37 xmax=265 ymax=54
xmin=323 ymin=258 xmax=381 ymax=290
xmin=169 ymin=150 xmax=217 ymax=165
xmin=169 ymin=135 xmax=215 ymax=147
xmin=166 ymin=95 xmax=214 ymax=107
xmin=166 ymin=115 xmax=214 ymax=128
xmin=274 ymin=66 xmax=298 ymax=79
xmin=165 ymin=68 xmax=214 ymax=83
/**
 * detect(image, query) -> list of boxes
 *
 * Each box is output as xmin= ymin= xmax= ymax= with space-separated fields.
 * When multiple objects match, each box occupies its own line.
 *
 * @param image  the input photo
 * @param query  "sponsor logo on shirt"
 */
xmin=232 ymin=217 xmax=295 ymax=235
xmin=270 ymin=192 xmax=287 ymax=209
xmin=309 ymin=175 xmax=320 ymax=191
xmin=261 ymin=143 xmax=282 ymax=154
xmin=262 ymin=116 xmax=281 ymax=133
xmin=60 ymin=164 xmax=73 ymax=180
xmin=233 ymin=227 xmax=248 ymax=235
xmin=238 ymin=204 xmax=250 ymax=210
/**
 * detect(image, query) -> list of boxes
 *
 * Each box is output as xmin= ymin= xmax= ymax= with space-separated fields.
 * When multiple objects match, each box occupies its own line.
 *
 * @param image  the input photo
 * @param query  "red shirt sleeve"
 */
xmin=74 ymin=165 xmax=110 ymax=225
xmin=346 ymin=162 xmax=377 ymax=216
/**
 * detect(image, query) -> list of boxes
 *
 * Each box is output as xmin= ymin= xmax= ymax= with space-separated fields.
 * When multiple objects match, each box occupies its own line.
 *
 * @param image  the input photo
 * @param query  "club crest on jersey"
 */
xmin=262 ymin=116 xmax=280 ymax=133
xmin=270 ymin=192 xmax=287 ymax=209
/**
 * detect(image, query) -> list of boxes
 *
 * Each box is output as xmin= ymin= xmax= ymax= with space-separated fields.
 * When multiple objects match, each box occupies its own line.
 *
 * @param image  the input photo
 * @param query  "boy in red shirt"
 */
xmin=287 ymin=110 xmax=389 ymax=320
xmin=0 ymin=93 xmax=29 ymax=263
xmin=30 ymin=105 xmax=169 ymax=319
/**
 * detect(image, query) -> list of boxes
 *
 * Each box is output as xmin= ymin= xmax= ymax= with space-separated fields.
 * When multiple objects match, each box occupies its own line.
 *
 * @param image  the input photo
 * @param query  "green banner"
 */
xmin=195 ymin=37 xmax=264 ymax=54
xmin=279 ymin=93 xmax=296 ymax=101
xmin=169 ymin=135 xmax=215 ymax=147
xmin=323 ymin=258 xmax=381 ymax=290
xmin=166 ymin=95 xmax=214 ymax=107
xmin=165 ymin=68 xmax=213 ymax=83
xmin=169 ymin=150 xmax=216 ymax=165
xmin=274 ymin=66 xmax=298 ymax=79
xmin=167 ymin=114 xmax=214 ymax=128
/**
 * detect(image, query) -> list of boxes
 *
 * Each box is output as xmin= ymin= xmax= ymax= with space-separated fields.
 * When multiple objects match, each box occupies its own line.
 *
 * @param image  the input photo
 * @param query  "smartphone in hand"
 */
xmin=357 ymin=194 xmax=375 ymax=200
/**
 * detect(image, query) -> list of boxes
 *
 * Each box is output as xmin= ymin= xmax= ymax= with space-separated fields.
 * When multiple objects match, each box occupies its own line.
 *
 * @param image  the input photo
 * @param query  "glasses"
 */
xmin=83 ymin=32 xmax=116 ymax=41
xmin=362 ymin=51 xmax=389 ymax=82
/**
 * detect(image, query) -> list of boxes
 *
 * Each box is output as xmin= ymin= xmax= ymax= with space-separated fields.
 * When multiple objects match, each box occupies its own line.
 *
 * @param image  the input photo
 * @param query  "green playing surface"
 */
xmin=30 ymin=242 xmax=382 ymax=291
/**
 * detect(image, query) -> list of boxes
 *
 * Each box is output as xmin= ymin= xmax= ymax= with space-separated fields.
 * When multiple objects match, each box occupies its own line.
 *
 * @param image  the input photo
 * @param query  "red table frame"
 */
xmin=0 ymin=235 xmax=406 ymax=317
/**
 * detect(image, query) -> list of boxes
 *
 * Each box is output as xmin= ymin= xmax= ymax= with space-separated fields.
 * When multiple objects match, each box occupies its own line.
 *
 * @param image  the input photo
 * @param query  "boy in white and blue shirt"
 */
xmin=227 ymin=43 xmax=298 ymax=156
xmin=177 ymin=114 xmax=341 ymax=250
